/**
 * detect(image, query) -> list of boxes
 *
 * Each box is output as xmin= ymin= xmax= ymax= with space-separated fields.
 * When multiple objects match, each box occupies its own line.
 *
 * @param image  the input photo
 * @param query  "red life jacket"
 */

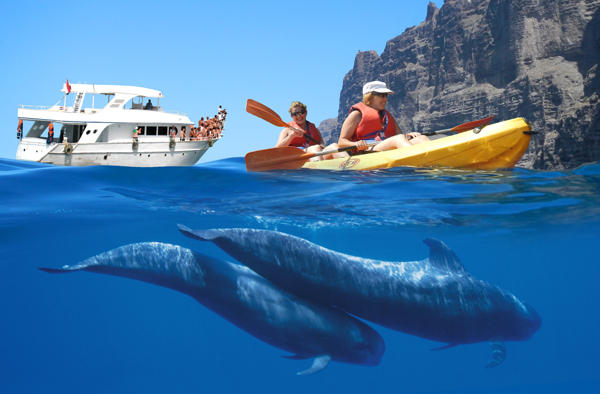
xmin=48 ymin=123 xmax=54 ymax=137
xmin=349 ymin=102 xmax=396 ymax=141
xmin=287 ymin=121 xmax=322 ymax=148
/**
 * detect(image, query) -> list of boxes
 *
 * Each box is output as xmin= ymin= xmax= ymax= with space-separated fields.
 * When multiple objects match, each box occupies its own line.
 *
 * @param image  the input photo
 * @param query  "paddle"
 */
xmin=246 ymin=99 xmax=324 ymax=146
xmin=422 ymin=115 xmax=494 ymax=136
xmin=245 ymin=143 xmax=378 ymax=172
xmin=246 ymin=99 xmax=494 ymax=172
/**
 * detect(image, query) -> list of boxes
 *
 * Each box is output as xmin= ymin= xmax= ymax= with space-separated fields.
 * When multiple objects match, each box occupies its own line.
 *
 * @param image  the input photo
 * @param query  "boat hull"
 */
xmin=303 ymin=118 xmax=533 ymax=171
xmin=16 ymin=139 xmax=216 ymax=167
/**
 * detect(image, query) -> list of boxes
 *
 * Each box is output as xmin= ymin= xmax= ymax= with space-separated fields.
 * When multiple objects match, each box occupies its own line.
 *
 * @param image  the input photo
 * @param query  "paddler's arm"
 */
xmin=338 ymin=111 xmax=369 ymax=151
xmin=275 ymin=127 xmax=304 ymax=148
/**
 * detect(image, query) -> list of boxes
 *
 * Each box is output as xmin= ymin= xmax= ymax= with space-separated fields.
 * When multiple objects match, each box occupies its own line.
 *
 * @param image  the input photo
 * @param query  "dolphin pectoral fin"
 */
xmin=297 ymin=355 xmax=332 ymax=375
xmin=39 ymin=267 xmax=73 ymax=274
xmin=282 ymin=354 xmax=312 ymax=360
xmin=430 ymin=343 xmax=459 ymax=351
xmin=485 ymin=341 xmax=507 ymax=368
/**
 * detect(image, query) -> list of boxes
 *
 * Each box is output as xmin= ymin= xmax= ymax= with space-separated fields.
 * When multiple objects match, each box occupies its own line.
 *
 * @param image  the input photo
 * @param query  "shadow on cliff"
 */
xmin=580 ymin=6 xmax=600 ymax=97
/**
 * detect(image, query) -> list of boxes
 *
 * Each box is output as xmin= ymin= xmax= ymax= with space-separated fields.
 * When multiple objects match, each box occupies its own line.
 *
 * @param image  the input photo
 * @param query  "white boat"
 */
xmin=16 ymin=82 xmax=223 ymax=167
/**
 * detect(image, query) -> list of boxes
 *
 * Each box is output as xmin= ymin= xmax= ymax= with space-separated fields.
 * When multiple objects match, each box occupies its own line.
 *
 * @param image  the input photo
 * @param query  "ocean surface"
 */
xmin=1 ymin=157 xmax=599 ymax=394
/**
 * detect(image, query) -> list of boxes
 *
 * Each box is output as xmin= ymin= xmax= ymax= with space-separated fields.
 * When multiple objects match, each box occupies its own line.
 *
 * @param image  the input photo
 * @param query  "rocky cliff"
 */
xmin=321 ymin=0 xmax=600 ymax=170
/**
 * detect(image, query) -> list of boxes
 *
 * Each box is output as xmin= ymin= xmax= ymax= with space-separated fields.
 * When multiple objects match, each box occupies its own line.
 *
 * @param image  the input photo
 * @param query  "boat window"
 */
xmin=137 ymin=126 xmax=145 ymax=135
xmin=146 ymin=126 xmax=157 ymax=136
xmin=158 ymin=126 xmax=168 ymax=136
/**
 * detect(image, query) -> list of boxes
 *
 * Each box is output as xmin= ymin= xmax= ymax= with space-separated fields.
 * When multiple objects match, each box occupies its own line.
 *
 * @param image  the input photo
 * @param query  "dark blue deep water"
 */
xmin=1 ymin=157 xmax=599 ymax=393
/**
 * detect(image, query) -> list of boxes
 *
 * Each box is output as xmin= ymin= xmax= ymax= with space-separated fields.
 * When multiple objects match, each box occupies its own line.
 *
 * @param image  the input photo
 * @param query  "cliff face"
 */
xmin=325 ymin=0 xmax=600 ymax=170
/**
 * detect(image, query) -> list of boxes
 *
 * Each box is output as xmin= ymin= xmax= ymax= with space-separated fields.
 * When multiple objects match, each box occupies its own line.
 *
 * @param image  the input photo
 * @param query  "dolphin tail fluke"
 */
xmin=282 ymin=354 xmax=312 ymax=360
xmin=485 ymin=341 xmax=507 ymax=368
xmin=297 ymin=355 xmax=332 ymax=375
xmin=430 ymin=343 xmax=459 ymax=351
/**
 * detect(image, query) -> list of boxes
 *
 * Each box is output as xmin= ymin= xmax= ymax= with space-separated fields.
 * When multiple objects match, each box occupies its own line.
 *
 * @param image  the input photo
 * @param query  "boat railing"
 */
xmin=162 ymin=109 xmax=188 ymax=116
xmin=19 ymin=105 xmax=51 ymax=110
xmin=128 ymin=108 xmax=187 ymax=116
xmin=19 ymin=105 xmax=81 ymax=112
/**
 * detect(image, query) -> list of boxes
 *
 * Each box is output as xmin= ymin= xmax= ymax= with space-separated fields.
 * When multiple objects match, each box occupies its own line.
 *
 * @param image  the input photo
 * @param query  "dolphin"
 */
xmin=39 ymin=242 xmax=385 ymax=375
xmin=178 ymin=226 xmax=542 ymax=368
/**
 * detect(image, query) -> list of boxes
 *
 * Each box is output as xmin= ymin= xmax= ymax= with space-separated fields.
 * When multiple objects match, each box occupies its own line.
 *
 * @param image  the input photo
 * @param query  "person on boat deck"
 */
xmin=338 ymin=81 xmax=429 ymax=154
xmin=276 ymin=101 xmax=344 ymax=161
xmin=218 ymin=106 xmax=227 ymax=122
xmin=198 ymin=118 xmax=205 ymax=139
xmin=145 ymin=100 xmax=153 ymax=110
xmin=46 ymin=122 xmax=54 ymax=144
xmin=180 ymin=126 xmax=187 ymax=141
xmin=133 ymin=126 xmax=141 ymax=141
xmin=169 ymin=126 xmax=177 ymax=140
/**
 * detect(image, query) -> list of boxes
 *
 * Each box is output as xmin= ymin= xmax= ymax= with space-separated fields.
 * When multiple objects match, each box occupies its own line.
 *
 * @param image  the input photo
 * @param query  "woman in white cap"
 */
xmin=338 ymin=81 xmax=429 ymax=153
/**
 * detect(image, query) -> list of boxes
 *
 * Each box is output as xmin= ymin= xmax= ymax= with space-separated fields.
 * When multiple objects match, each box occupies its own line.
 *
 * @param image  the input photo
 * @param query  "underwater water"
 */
xmin=1 ymin=157 xmax=599 ymax=394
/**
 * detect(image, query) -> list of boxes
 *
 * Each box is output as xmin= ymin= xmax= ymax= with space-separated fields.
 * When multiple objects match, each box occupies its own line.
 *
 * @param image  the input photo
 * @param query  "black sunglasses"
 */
xmin=372 ymin=92 xmax=388 ymax=98
xmin=291 ymin=109 xmax=306 ymax=117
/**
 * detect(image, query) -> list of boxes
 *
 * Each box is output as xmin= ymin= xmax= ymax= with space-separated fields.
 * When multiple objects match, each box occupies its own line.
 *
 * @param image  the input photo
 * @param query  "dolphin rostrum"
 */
xmin=178 ymin=226 xmax=541 ymax=368
xmin=40 ymin=242 xmax=385 ymax=374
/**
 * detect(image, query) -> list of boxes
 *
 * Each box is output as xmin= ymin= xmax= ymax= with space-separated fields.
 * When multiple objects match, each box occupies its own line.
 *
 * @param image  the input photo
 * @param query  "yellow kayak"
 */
xmin=302 ymin=118 xmax=534 ymax=171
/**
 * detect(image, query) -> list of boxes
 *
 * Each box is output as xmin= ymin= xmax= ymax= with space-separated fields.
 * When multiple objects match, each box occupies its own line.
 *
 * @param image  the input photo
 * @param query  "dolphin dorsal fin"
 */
xmin=423 ymin=238 xmax=467 ymax=274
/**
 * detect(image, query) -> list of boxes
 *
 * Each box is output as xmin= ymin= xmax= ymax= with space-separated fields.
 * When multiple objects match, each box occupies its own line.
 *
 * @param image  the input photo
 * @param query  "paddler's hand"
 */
xmin=355 ymin=140 xmax=368 ymax=151
xmin=405 ymin=132 xmax=422 ymax=140
xmin=286 ymin=128 xmax=304 ymax=139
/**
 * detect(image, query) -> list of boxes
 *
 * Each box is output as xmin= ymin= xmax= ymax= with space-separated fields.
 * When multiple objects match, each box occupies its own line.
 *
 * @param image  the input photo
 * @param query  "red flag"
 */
xmin=66 ymin=79 xmax=71 ymax=94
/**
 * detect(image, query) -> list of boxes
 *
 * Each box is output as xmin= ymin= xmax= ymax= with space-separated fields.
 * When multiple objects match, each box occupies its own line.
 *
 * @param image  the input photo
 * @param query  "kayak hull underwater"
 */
xmin=303 ymin=118 xmax=534 ymax=171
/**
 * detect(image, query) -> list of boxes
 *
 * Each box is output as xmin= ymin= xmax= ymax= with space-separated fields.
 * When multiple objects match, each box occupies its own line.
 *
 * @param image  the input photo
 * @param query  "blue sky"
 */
xmin=1 ymin=0 xmax=440 ymax=163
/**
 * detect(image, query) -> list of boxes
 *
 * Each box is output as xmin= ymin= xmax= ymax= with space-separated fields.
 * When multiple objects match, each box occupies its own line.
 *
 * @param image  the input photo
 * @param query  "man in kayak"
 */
xmin=338 ymin=81 xmax=429 ymax=153
xmin=276 ymin=101 xmax=345 ymax=161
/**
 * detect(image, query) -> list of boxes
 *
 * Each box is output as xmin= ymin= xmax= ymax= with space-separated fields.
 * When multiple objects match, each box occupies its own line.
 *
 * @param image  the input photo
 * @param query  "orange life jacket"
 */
xmin=349 ymin=102 xmax=396 ymax=141
xmin=287 ymin=121 xmax=322 ymax=148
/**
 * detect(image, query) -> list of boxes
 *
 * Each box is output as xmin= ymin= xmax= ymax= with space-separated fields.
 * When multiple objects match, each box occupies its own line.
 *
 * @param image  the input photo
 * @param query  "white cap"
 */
xmin=362 ymin=81 xmax=394 ymax=95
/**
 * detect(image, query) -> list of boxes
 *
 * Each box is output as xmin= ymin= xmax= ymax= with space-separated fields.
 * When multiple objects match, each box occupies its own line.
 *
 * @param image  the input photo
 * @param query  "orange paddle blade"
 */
xmin=452 ymin=115 xmax=495 ymax=133
xmin=245 ymin=147 xmax=315 ymax=172
xmin=246 ymin=99 xmax=289 ymax=128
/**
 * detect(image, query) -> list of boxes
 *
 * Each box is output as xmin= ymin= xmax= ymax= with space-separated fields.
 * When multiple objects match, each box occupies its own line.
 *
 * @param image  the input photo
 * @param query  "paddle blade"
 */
xmin=245 ymin=147 xmax=314 ymax=172
xmin=451 ymin=115 xmax=495 ymax=133
xmin=246 ymin=99 xmax=289 ymax=128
